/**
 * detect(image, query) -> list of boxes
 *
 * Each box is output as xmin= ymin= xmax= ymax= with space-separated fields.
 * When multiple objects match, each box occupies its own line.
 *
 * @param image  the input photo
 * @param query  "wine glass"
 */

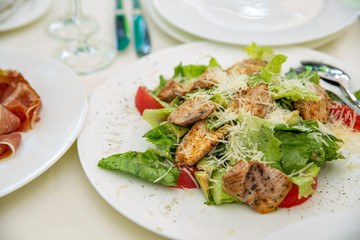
xmin=48 ymin=0 xmax=98 ymax=40
xmin=53 ymin=0 xmax=116 ymax=75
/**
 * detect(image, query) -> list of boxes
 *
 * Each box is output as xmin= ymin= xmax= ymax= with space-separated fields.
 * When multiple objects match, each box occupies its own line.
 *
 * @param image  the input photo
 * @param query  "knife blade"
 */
xmin=115 ymin=0 xmax=130 ymax=51
xmin=133 ymin=0 xmax=151 ymax=57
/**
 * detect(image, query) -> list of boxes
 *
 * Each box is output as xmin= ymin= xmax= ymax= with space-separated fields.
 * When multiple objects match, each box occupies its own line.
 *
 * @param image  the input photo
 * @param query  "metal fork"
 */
xmin=319 ymin=78 xmax=360 ymax=115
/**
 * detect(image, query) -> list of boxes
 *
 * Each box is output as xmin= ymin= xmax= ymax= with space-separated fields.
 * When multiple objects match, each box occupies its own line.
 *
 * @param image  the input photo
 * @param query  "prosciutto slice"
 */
xmin=0 ymin=70 xmax=41 ymax=160
xmin=0 ymin=132 xmax=21 ymax=160
xmin=0 ymin=104 xmax=20 ymax=134
xmin=0 ymin=71 xmax=41 ymax=131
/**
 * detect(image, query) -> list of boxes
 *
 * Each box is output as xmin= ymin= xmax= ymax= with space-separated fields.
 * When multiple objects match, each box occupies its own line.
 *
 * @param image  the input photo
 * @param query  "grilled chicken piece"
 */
xmin=293 ymin=85 xmax=331 ymax=123
xmin=226 ymin=59 xmax=267 ymax=75
xmin=175 ymin=120 xmax=227 ymax=166
xmin=157 ymin=80 xmax=187 ymax=102
xmin=157 ymin=68 xmax=224 ymax=102
xmin=188 ymin=68 xmax=224 ymax=91
xmin=168 ymin=99 xmax=217 ymax=126
xmin=222 ymin=160 xmax=292 ymax=214
xmin=227 ymin=83 xmax=273 ymax=118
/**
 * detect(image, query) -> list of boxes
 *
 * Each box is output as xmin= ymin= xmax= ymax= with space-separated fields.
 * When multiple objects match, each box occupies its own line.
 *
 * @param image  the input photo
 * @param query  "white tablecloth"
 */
xmin=0 ymin=0 xmax=359 ymax=239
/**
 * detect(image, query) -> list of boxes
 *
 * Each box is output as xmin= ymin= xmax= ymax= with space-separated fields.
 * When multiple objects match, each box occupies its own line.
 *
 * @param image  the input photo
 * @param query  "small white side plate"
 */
xmin=0 ymin=46 xmax=87 ymax=197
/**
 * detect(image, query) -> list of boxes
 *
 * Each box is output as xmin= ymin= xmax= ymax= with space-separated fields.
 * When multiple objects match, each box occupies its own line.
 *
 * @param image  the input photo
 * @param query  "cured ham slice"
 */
xmin=0 ymin=132 xmax=21 ymax=160
xmin=0 ymin=104 xmax=20 ymax=134
xmin=0 ymin=69 xmax=42 ymax=161
xmin=0 ymin=71 xmax=41 ymax=131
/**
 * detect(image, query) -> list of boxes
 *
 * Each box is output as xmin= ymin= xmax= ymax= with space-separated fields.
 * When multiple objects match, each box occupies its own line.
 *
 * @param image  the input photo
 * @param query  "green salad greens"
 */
xmin=98 ymin=43 xmax=345 ymax=205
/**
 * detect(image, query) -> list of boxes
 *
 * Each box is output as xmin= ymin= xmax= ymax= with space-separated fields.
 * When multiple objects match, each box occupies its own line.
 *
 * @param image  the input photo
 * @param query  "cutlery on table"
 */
xmin=115 ymin=0 xmax=130 ymax=51
xmin=319 ymin=78 xmax=360 ymax=115
xmin=294 ymin=65 xmax=360 ymax=115
xmin=133 ymin=0 xmax=151 ymax=57
xmin=301 ymin=60 xmax=360 ymax=110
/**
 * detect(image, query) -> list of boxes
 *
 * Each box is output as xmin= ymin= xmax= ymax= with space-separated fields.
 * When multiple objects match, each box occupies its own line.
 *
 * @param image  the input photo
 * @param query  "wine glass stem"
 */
xmin=73 ymin=0 xmax=87 ymax=50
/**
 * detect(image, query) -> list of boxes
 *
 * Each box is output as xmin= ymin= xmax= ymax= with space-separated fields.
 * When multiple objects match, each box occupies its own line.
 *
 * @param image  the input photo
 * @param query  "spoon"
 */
xmin=319 ymin=78 xmax=360 ymax=116
xmin=301 ymin=60 xmax=360 ymax=110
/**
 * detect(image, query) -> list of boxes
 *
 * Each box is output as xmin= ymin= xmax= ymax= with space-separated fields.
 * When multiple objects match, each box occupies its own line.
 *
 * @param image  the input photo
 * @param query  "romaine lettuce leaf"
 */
xmin=275 ymin=128 xmax=343 ymax=174
xmin=225 ymin=113 xmax=282 ymax=170
xmin=143 ymin=124 xmax=178 ymax=159
xmin=143 ymin=107 xmax=176 ymax=127
xmin=243 ymin=42 xmax=274 ymax=61
xmin=285 ymin=68 xmax=319 ymax=84
xmin=150 ymin=75 xmax=167 ymax=96
xmin=269 ymin=80 xmax=319 ymax=101
xmin=172 ymin=57 xmax=221 ymax=84
xmin=265 ymin=54 xmax=287 ymax=74
xmin=206 ymin=169 xmax=240 ymax=205
xmin=289 ymin=164 xmax=320 ymax=198
xmin=98 ymin=149 xmax=180 ymax=186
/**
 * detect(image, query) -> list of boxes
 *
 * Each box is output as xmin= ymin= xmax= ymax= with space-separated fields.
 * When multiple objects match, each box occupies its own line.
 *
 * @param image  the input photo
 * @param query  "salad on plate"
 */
xmin=97 ymin=43 xmax=358 ymax=214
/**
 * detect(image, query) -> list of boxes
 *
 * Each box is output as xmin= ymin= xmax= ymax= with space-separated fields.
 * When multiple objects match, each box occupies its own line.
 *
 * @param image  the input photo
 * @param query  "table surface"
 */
xmin=0 ymin=0 xmax=359 ymax=239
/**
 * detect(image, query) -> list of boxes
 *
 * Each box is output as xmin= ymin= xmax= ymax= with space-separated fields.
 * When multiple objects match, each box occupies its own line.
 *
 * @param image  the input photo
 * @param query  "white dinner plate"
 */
xmin=0 ymin=0 xmax=52 ymax=32
xmin=78 ymin=42 xmax=360 ymax=240
xmin=264 ymin=210 xmax=360 ymax=240
xmin=0 ymin=46 xmax=87 ymax=197
xmin=143 ymin=0 xmax=203 ymax=43
xmin=153 ymin=0 xmax=360 ymax=46
xmin=144 ymin=0 xmax=348 ymax=49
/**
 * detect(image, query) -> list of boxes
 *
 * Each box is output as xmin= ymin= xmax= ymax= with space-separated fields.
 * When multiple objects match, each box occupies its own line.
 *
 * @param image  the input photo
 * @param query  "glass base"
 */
xmin=48 ymin=16 xmax=98 ymax=40
xmin=54 ymin=39 xmax=117 ymax=75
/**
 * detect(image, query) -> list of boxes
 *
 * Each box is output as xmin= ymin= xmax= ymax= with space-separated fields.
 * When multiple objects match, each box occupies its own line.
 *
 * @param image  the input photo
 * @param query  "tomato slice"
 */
xmin=279 ymin=177 xmax=317 ymax=208
xmin=171 ymin=166 xmax=200 ymax=189
xmin=330 ymin=102 xmax=360 ymax=131
xmin=135 ymin=86 xmax=164 ymax=115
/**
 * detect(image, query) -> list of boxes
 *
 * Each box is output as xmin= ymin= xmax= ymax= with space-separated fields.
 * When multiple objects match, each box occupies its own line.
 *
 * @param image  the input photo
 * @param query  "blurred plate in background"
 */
xmin=152 ymin=0 xmax=359 ymax=46
xmin=0 ymin=0 xmax=52 ymax=32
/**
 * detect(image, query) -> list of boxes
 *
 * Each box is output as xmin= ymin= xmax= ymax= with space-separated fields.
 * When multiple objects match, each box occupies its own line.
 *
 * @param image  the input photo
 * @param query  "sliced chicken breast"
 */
xmin=168 ymin=99 xmax=217 ymax=126
xmin=175 ymin=120 xmax=227 ymax=166
xmin=293 ymin=85 xmax=331 ymax=123
xmin=227 ymin=83 xmax=273 ymax=118
xmin=222 ymin=160 xmax=292 ymax=214
xmin=226 ymin=59 xmax=267 ymax=76
xmin=157 ymin=80 xmax=187 ymax=102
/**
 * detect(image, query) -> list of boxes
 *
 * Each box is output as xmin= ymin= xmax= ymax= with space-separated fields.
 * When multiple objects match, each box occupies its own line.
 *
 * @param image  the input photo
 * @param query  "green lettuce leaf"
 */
xmin=98 ymin=149 xmax=180 ymax=186
xmin=172 ymin=57 xmax=221 ymax=84
xmin=355 ymin=89 xmax=360 ymax=101
xmin=289 ymin=164 xmax=320 ymax=198
xmin=243 ymin=42 xmax=274 ymax=61
xmin=285 ymin=68 xmax=319 ymax=84
xmin=150 ymin=75 xmax=167 ymax=96
xmin=265 ymin=54 xmax=287 ymax=74
xmin=206 ymin=169 xmax=240 ymax=205
xmin=269 ymin=80 xmax=319 ymax=101
xmin=225 ymin=113 xmax=282 ymax=169
xmin=246 ymin=54 xmax=287 ymax=86
xmin=275 ymin=126 xmax=344 ymax=174
xmin=143 ymin=107 xmax=176 ymax=127
xmin=143 ymin=124 xmax=178 ymax=159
